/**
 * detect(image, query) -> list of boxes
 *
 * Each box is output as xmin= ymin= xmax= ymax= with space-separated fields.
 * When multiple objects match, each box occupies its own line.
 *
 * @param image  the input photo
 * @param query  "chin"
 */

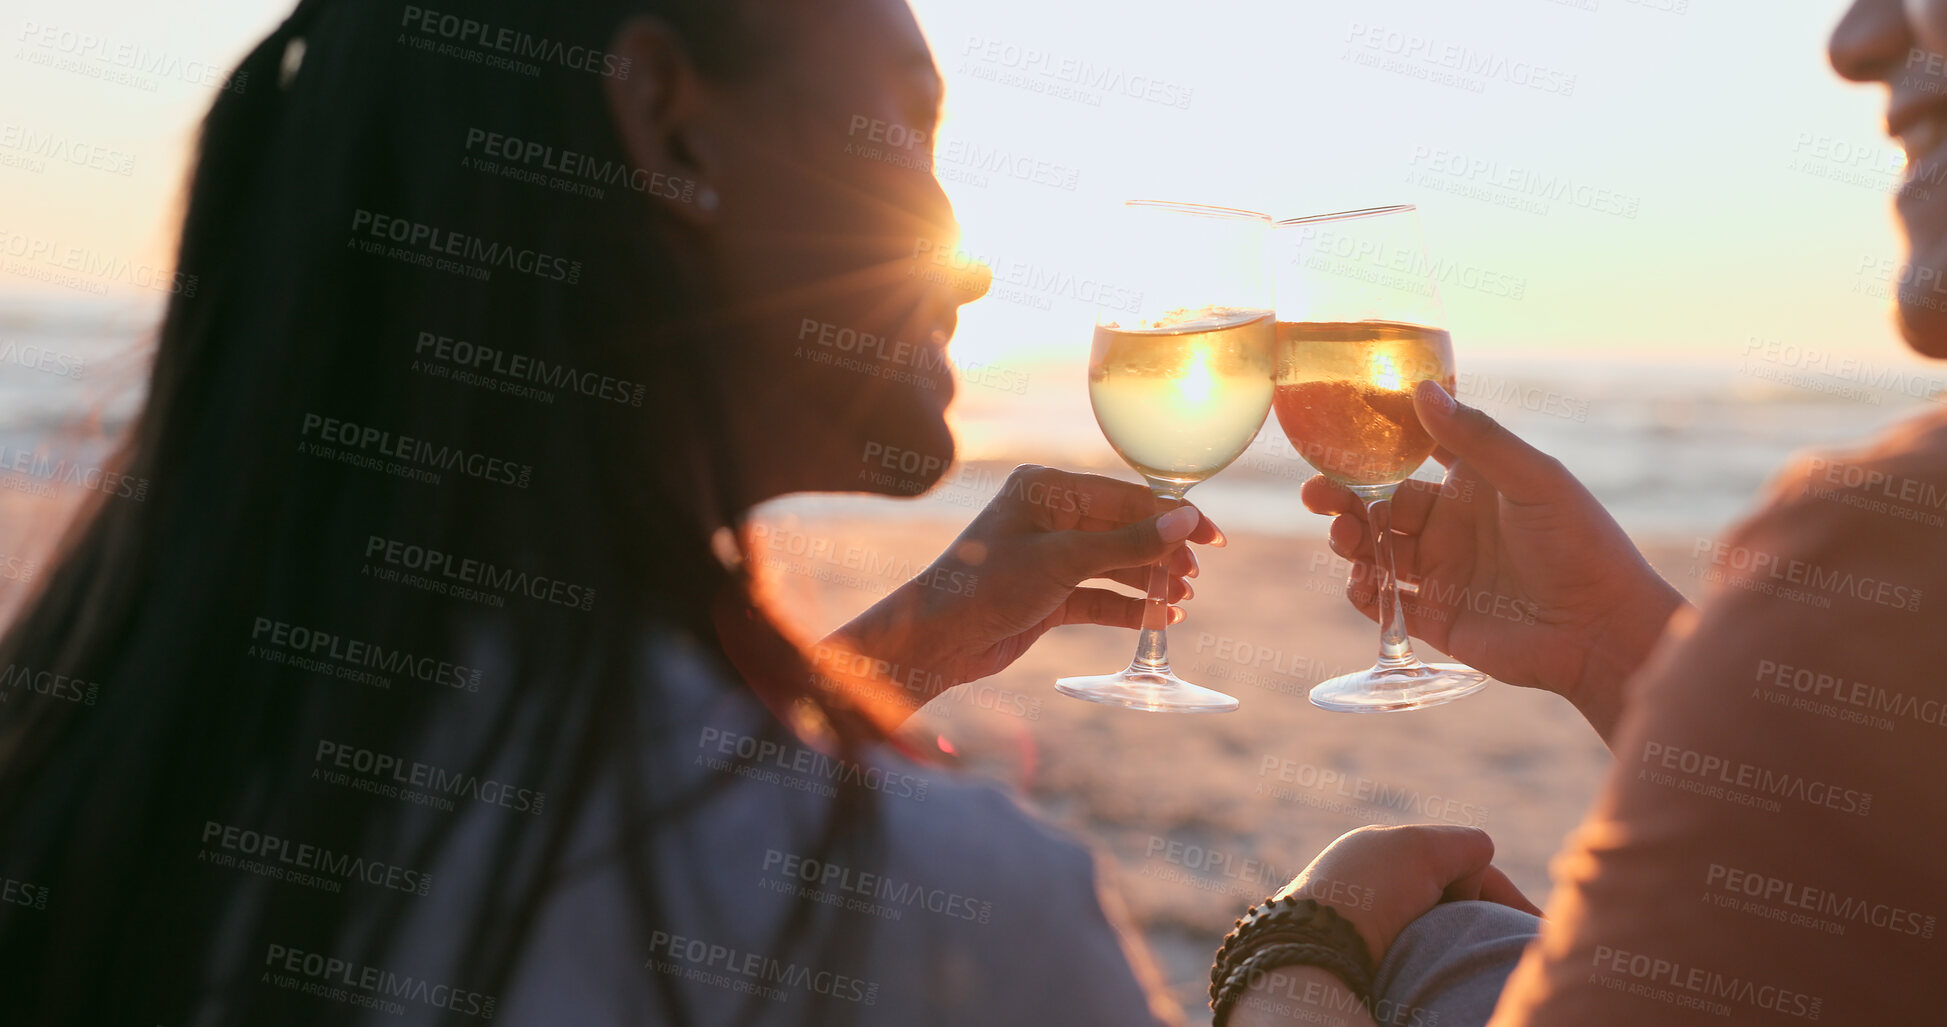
xmin=1895 ymin=301 xmax=1947 ymax=358
xmin=877 ymin=412 xmax=956 ymax=498
xmin=837 ymin=390 xmax=956 ymax=499
xmin=1894 ymin=211 xmax=1947 ymax=358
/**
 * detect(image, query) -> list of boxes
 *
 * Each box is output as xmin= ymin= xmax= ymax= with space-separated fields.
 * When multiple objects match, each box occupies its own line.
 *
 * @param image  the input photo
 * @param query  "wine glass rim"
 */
xmin=1274 ymin=204 xmax=1417 ymax=226
xmin=1124 ymin=200 xmax=1272 ymax=222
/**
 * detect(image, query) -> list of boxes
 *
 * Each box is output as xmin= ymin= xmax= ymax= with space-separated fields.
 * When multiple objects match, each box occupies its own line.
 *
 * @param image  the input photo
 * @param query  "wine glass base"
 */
xmin=1308 ymin=663 xmax=1488 ymax=713
xmin=1056 ymin=668 xmax=1240 ymax=713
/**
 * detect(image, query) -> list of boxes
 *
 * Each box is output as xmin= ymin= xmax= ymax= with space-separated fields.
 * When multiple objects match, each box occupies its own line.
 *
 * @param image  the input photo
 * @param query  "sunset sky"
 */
xmin=0 ymin=0 xmax=1920 ymax=373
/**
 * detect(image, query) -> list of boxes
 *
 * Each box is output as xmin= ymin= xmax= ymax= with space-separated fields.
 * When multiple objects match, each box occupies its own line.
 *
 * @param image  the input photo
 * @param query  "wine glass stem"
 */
xmin=1131 ymin=490 xmax=1186 ymax=673
xmin=1361 ymin=489 xmax=1419 ymax=670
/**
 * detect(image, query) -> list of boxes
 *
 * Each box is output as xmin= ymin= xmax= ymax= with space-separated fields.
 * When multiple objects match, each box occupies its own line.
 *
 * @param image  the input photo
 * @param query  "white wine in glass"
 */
xmin=1056 ymin=202 xmax=1276 ymax=714
xmin=1090 ymin=312 xmax=1276 ymax=488
xmin=1273 ymin=320 xmax=1453 ymax=488
xmin=1273 ymin=206 xmax=1489 ymax=712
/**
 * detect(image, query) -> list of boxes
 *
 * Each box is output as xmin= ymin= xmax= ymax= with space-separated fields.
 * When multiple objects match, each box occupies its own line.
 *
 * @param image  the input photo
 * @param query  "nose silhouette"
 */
xmin=1829 ymin=0 xmax=1912 ymax=84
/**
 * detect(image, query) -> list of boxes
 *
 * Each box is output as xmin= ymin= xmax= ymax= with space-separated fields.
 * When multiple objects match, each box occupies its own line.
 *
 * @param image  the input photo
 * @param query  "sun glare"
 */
xmin=1178 ymin=345 xmax=1216 ymax=406
xmin=1367 ymin=351 xmax=1404 ymax=392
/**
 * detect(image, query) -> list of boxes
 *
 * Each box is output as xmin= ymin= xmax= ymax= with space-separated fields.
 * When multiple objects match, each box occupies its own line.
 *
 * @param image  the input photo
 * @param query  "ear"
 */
xmin=604 ymin=16 xmax=722 ymax=227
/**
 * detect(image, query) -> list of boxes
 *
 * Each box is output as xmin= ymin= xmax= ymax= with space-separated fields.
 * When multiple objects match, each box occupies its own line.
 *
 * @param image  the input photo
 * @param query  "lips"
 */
xmin=1899 ymin=113 xmax=1947 ymax=166
xmin=921 ymin=328 xmax=955 ymax=406
xmin=1889 ymin=96 xmax=1947 ymax=163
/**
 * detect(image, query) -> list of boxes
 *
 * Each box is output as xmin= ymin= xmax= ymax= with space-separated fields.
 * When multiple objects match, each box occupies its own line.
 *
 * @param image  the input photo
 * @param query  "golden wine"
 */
xmin=1274 ymin=320 xmax=1454 ymax=487
xmin=1089 ymin=310 xmax=1275 ymax=487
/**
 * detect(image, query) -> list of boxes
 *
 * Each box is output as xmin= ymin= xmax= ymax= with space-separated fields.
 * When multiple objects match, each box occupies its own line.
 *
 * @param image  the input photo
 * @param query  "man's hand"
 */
xmin=1306 ymin=381 xmax=1686 ymax=744
xmin=1277 ymin=824 xmax=1541 ymax=967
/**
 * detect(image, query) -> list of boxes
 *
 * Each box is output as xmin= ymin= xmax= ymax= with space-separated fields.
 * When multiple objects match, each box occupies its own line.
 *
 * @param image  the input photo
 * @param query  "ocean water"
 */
xmin=0 ymin=297 xmax=153 ymax=489
xmin=3 ymin=297 xmax=1939 ymax=544
xmin=805 ymin=352 xmax=1945 ymax=544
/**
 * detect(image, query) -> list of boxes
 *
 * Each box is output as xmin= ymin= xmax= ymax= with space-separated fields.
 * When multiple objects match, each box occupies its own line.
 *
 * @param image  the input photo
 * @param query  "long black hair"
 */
xmin=0 ymin=0 xmax=885 ymax=1022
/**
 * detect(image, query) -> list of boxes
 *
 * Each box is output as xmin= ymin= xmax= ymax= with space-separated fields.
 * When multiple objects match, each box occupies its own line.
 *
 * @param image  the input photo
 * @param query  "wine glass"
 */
xmin=1056 ymin=201 xmax=1276 ymax=714
xmin=1271 ymin=205 xmax=1489 ymax=712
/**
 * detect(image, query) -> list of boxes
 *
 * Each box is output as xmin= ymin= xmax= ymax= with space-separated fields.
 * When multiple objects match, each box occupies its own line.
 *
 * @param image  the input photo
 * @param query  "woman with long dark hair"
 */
xmin=0 ymin=0 xmax=1269 ymax=1022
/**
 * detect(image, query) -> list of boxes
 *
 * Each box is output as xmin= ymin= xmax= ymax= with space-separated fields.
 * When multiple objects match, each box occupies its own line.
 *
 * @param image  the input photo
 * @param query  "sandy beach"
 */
xmin=751 ymin=500 xmax=1706 ymax=1013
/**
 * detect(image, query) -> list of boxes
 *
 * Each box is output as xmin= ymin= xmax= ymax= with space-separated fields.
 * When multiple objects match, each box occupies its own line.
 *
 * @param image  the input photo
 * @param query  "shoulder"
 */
xmin=1658 ymin=408 xmax=1947 ymax=723
xmin=1511 ymin=410 xmax=1947 ymax=1026
xmin=1695 ymin=407 xmax=1947 ymax=622
xmin=866 ymin=749 xmax=1115 ymax=932
xmin=856 ymin=750 xmax=1171 ymax=1024
xmin=1750 ymin=405 xmax=1947 ymax=542
xmin=874 ymin=755 xmax=1087 ymax=865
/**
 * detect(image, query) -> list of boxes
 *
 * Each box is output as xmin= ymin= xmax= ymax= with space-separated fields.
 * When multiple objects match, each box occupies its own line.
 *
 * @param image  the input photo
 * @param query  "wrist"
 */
xmin=822 ymin=581 xmax=956 ymax=705
xmin=1226 ymin=966 xmax=1378 ymax=1027
xmin=1569 ymin=575 xmax=1687 ymax=737
xmin=1211 ymin=897 xmax=1374 ymax=1027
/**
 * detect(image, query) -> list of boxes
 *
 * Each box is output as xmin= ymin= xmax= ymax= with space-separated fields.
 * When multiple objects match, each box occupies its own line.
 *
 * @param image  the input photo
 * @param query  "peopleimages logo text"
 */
xmin=251 ymin=617 xmax=483 ymax=692
xmin=202 ymin=820 xmax=433 ymax=896
xmin=463 ymin=129 xmax=688 ymax=200
xmin=301 ymin=414 xmax=533 ymax=488
xmin=416 ymin=332 xmax=645 ymax=407
xmin=350 ymin=209 xmax=582 ymax=284
xmin=314 ymin=739 xmax=546 ymax=815
xmin=362 ymin=536 xmax=597 ymax=612
xmin=399 ymin=6 xmax=631 ymax=78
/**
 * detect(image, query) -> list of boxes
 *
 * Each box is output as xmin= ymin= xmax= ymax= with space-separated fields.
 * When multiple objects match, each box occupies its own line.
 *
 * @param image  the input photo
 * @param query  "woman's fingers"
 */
xmin=1044 ymin=498 xmax=1233 ymax=585
xmin=1011 ymin=465 xmax=1228 ymax=544
xmin=1001 ymin=465 xmax=1152 ymax=531
xmin=1095 ymin=545 xmax=1196 ymax=585
xmin=1056 ymin=587 xmax=1184 ymax=630
xmin=1095 ymin=566 xmax=1192 ymax=601
xmin=1185 ymin=510 xmax=1225 ymax=548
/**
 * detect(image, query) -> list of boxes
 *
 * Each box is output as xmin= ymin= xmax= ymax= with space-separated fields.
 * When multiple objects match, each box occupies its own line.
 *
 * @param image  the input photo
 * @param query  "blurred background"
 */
xmin=0 ymin=0 xmax=1925 ymax=1012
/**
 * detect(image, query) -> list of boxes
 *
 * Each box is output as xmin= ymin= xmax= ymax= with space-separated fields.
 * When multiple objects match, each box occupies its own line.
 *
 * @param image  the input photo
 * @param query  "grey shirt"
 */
xmin=376 ymin=629 xmax=1168 ymax=1026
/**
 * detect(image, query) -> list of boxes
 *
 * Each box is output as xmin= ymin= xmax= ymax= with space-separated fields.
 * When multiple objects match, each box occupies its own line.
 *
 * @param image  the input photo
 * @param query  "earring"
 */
xmin=697 ymin=187 xmax=720 ymax=213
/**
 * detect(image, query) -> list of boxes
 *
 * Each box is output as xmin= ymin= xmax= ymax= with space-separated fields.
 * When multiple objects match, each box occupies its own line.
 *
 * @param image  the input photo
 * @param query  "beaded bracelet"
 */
xmin=1209 ymin=896 xmax=1374 ymax=1027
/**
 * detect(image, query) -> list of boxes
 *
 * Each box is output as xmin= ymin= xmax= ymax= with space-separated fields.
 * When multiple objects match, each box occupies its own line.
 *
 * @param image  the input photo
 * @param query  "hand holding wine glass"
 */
xmin=1056 ymin=201 xmax=1277 ymax=713
xmin=822 ymin=465 xmax=1224 ymax=722
xmin=1272 ymin=205 xmax=1487 ymax=712
xmin=1302 ymin=383 xmax=1688 ymax=743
